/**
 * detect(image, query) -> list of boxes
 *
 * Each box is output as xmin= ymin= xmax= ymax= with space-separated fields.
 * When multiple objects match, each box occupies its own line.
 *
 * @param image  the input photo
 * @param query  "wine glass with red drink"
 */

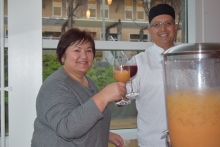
xmin=125 ymin=56 xmax=139 ymax=99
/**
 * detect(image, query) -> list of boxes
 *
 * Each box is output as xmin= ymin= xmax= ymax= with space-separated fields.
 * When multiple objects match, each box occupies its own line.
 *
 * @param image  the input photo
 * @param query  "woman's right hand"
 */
xmin=92 ymin=82 xmax=126 ymax=112
xmin=100 ymin=82 xmax=127 ymax=103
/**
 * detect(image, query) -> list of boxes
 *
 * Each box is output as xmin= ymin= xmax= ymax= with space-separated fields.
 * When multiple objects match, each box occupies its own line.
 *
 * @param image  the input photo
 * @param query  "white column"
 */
xmin=188 ymin=0 xmax=220 ymax=43
xmin=8 ymin=0 xmax=42 ymax=146
xmin=188 ymin=0 xmax=203 ymax=43
xmin=0 ymin=0 xmax=6 ymax=145
xmin=203 ymin=0 xmax=220 ymax=42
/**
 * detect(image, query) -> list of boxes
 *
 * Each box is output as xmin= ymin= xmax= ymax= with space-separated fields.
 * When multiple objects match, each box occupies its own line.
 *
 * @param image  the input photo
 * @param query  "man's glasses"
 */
xmin=150 ymin=21 xmax=175 ymax=28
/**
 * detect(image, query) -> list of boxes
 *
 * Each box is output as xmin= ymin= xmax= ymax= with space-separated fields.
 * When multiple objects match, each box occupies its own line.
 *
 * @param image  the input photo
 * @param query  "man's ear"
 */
xmin=175 ymin=24 xmax=178 ymax=32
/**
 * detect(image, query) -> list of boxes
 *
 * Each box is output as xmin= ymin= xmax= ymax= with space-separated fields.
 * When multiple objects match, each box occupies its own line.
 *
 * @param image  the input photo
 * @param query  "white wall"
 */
xmin=188 ymin=0 xmax=220 ymax=43
xmin=203 ymin=0 xmax=220 ymax=42
xmin=8 ymin=0 xmax=42 ymax=146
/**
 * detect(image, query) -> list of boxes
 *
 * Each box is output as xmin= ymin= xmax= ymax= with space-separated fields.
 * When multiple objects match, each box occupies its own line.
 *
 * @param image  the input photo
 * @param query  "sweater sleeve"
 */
xmin=36 ymin=78 xmax=104 ymax=141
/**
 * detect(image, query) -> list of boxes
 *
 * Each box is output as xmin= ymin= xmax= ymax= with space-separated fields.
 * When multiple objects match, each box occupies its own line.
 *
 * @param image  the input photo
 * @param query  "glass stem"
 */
xmin=130 ymin=80 xmax=133 ymax=93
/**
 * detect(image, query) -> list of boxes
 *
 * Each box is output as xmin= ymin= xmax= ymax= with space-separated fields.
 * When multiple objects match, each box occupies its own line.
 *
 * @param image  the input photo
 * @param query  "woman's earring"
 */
xmin=62 ymin=61 xmax=64 ymax=65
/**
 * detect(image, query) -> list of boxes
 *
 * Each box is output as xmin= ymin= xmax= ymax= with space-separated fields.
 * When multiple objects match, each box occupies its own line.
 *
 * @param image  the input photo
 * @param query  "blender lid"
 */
xmin=162 ymin=43 xmax=220 ymax=56
xmin=162 ymin=43 xmax=220 ymax=59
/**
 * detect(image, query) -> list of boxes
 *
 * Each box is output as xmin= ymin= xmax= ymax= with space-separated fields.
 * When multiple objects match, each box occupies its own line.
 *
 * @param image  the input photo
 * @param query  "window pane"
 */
xmin=100 ymin=9 xmax=109 ymax=18
xmin=130 ymin=34 xmax=148 ymax=42
xmin=53 ymin=7 xmax=61 ymax=16
xmin=42 ymin=31 xmax=61 ymax=39
xmin=105 ymin=9 xmax=108 ymax=18
xmin=90 ymin=9 xmax=96 ymax=18
xmin=89 ymin=0 xmax=96 ymax=5
xmin=125 ymin=0 xmax=132 ymax=6
xmin=88 ymin=0 xmax=96 ymax=18
xmin=42 ymin=1 xmax=188 ymax=145
xmin=2 ymin=0 xmax=9 ymax=139
xmin=137 ymin=11 xmax=144 ymax=20
xmin=42 ymin=49 xmax=139 ymax=128
xmin=137 ymin=1 xmax=142 ymax=7
xmin=125 ymin=10 xmax=132 ymax=19
xmin=43 ymin=0 xmax=187 ymax=43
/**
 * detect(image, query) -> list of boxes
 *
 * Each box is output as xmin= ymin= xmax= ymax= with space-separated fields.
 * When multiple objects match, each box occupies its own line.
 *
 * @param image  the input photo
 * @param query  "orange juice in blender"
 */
xmin=162 ymin=43 xmax=220 ymax=147
xmin=166 ymin=89 xmax=220 ymax=147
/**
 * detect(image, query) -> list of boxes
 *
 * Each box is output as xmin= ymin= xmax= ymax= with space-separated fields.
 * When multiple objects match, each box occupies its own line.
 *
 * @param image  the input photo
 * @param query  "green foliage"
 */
xmin=42 ymin=54 xmax=115 ymax=90
xmin=43 ymin=54 xmax=61 ymax=81
xmin=4 ymin=49 xmax=8 ymax=104
xmin=86 ymin=65 xmax=116 ymax=91
xmin=3 ymin=53 xmax=115 ymax=104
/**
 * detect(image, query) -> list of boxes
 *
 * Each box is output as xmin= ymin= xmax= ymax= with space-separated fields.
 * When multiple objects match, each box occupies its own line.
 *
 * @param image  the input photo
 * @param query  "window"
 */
xmin=136 ymin=1 xmax=144 ymax=20
xmin=65 ymin=1 xmax=68 ymax=16
xmin=42 ymin=0 xmax=188 ymax=145
xmin=5 ymin=29 xmax=8 ymax=38
xmin=89 ymin=32 xmax=97 ymax=40
xmin=65 ymin=1 xmax=76 ymax=17
xmin=52 ymin=0 xmax=62 ymax=16
xmin=130 ymin=34 xmax=148 ymax=42
xmin=42 ymin=31 xmax=61 ymax=40
xmin=108 ymin=33 xmax=118 ymax=41
xmin=88 ymin=0 xmax=97 ymax=18
xmin=100 ymin=0 xmax=109 ymax=19
xmin=125 ymin=0 xmax=133 ymax=20
xmin=2 ymin=0 xmax=192 ymax=146
xmin=101 ymin=33 xmax=117 ymax=41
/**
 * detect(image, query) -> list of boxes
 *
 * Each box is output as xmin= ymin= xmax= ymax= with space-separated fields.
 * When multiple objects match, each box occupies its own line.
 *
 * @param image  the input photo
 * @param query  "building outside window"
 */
xmin=88 ymin=0 xmax=97 ymax=18
xmin=52 ymin=0 xmax=62 ymax=16
xmin=125 ymin=0 xmax=133 ymax=20
xmin=130 ymin=34 xmax=148 ymax=42
xmin=136 ymin=1 xmax=145 ymax=20
xmin=100 ymin=0 xmax=109 ymax=19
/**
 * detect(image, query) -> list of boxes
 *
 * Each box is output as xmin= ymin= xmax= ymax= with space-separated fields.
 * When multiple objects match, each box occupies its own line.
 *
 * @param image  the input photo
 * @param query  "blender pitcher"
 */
xmin=162 ymin=43 xmax=220 ymax=147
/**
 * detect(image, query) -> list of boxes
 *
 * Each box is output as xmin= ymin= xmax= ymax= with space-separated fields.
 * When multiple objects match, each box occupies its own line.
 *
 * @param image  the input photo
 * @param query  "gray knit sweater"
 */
xmin=31 ymin=67 xmax=111 ymax=147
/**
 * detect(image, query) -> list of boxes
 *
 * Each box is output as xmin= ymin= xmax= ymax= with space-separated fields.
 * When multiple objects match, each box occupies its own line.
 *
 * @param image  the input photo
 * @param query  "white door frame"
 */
xmin=7 ymin=0 xmax=42 ymax=146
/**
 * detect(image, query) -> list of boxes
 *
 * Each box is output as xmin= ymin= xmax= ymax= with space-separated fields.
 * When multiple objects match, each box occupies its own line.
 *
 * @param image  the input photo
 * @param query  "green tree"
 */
xmin=86 ymin=65 xmax=115 ymax=91
xmin=43 ymin=54 xmax=61 ymax=81
xmin=42 ymin=54 xmax=115 ymax=90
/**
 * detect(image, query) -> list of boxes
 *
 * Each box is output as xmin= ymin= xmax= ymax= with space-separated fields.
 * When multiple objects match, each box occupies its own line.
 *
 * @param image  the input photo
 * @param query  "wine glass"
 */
xmin=113 ymin=56 xmax=131 ymax=106
xmin=125 ymin=56 xmax=139 ymax=99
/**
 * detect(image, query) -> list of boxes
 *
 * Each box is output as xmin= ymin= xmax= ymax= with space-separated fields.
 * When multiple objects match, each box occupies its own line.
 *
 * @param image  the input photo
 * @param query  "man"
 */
xmin=129 ymin=4 xmax=178 ymax=147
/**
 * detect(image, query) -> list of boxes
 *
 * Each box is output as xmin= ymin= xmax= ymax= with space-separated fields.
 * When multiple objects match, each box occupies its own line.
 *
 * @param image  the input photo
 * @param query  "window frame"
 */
xmin=52 ymin=0 xmax=62 ymax=17
xmin=125 ymin=0 xmax=133 ymax=20
xmin=130 ymin=33 xmax=148 ymax=42
xmin=136 ymin=1 xmax=145 ymax=20
xmin=100 ymin=5 xmax=109 ymax=19
xmin=88 ymin=0 xmax=97 ymax=18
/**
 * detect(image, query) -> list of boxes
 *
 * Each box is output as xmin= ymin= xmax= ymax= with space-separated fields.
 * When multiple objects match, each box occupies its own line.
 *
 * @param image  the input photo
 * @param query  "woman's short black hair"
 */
xmin=56 ymin=28 xmax=96 ymax=65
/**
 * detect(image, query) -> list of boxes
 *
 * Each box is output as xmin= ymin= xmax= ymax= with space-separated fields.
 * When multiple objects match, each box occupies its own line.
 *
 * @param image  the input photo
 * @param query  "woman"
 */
xmin=31 ymin=28 xmax=125 ymax=147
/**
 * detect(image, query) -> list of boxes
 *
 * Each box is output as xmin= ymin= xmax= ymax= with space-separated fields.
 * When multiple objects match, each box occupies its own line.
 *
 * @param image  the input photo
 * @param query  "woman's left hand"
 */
xmin=109 ymin=131 xmax=124 ymax=147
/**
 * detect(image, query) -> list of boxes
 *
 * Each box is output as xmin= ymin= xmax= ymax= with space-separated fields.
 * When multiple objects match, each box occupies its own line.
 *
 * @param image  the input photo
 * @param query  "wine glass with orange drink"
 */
xmin=113 ymin=56 xmax=130 ymax=106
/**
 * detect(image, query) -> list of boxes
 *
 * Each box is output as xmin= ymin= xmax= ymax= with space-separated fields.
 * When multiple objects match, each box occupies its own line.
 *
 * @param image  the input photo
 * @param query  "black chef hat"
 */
xmin=149 ymin=4 xmax=175 ymax=23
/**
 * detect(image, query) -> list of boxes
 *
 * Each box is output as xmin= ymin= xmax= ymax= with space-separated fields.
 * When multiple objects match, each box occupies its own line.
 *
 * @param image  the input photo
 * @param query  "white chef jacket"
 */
xmin=129 ymin=44 xmax=167 ymax=147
